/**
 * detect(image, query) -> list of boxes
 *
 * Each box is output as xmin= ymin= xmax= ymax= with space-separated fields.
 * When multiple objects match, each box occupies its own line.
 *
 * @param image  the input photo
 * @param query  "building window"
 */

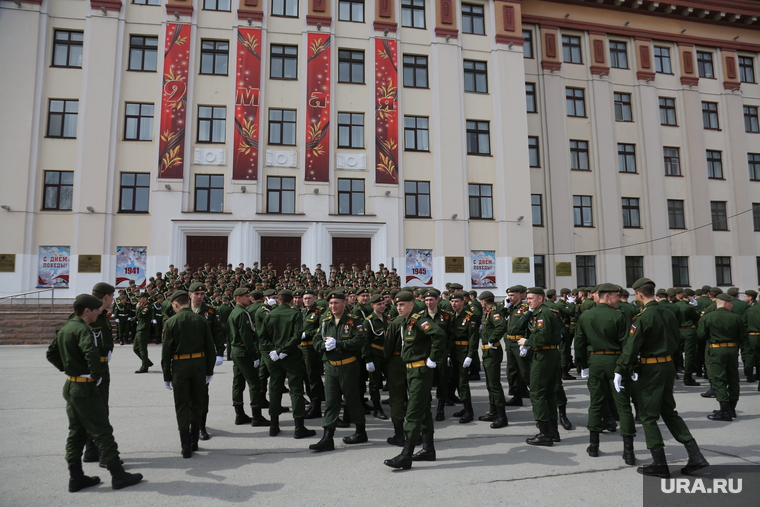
xmin=338 ymin=178 xmax=365 ymax=215
xmin=337 ymin=112 xmax=364 ymax=149
xmin=621 ymin=197 xmax=640 ymax=228
xmin=200 ymin=40 xmax=229 ymax=75
xmin=128 ymin=35 xmax=158 ymax=71
xmin=462 ymin=4 xmax=485 ymax=35
xmin=466 ymin=121 xmax=490 ymax=155
xmin=753 ymin=203 xmax=760 ymax=231
xmin=124 ymin=103 xmax=154 ymax=141
xmin=739 ymin=56 xmax=755 ymax=83
xmin=463 ymin=60 xmax=488 ymax=93
xmin=272 ymin=0 xmax=299 ymax=17
xmin=625 ymin=256 xmax=644 ymax=288
xmin=266 ymin=176 xmax=296 ymax=214
xmin=706 ymin=150 xmax=723 ymax=179
xmin=667 ymin=199 xmax=685 ymax=229
xmin=47 ymin=99 xmax=78 ymax=138
xmin=672 ymin=257 xmax=689 ymax=287
xmin=403 ymin=54 xmax=428 ymax=88
xmin=702 ymin=102 xmax=719 ymax=130
xmin=525 ymin=83 xmax=537 ymax=112
xmin=654 ymin=46 xmax=671 ymax=74
xmin=119 ymin=172 xmax=150 ymax=213
xmin=523 ymin=30 xmax=533 ymax=59
xmin=338 ymin=0 xmax=364 ymax=22
xmin=715 ymin=256 xmax=732 ymax=286
xmin=338 ymin=50 xmax=364 ymax=83
xmin=401 ymin=0 xmax=425 ymax=28
xmin=562 ymin=35 xmax=582 ymax=64
xmin=614 ymin=92 xmax=632 ymax=122
xmin=270 ymin=45 xmax=298 ymax=79
xmin=42 ymin=171 xmax=73 ymax=211
xmin=404 ymin=116 xmax=429 ymax=151
xmin=531 ymin=194 xmax=543 ymax=226
xmin=566 ymin=87 xmax=586 ymax=117
xmin=749 ymin=153 xmax=760 ymax=181
xmin=570 ymin=140 xmax=589 ymax=171
xmin=696 ymin=51 xmax=714 ymax=78
xmin=573 ymin=195 xmax=593 ymax=227
xmin=711 ymin=201 xmax=728 ymax=231
xmin=664 ymin=147 xmax=681 ymax=176
xmin=268 ymin=109 xmax=297 ymax=146
xmin=618 ymin=143 xmax=636 ymax=173
xmin=744 ymin=106 xmax=759 ymax=133
xmin=133 ymin=0 xmax=161 ymax=4
xmin=203 ymin=0 xmax=231 ymax=10
xmin=194 ymin=174 xmax=224 ymax=213
xmin=468 ymin=184 xmax=493 ymax=219
xmin=609 ymin=41 xmax=628 ymax=69
xmin=197 ymin=106 xmax=226 ymax=143
xmin=659 ymin=97 xmax=677 ymax=126
xmin=576 ymin=255 xmax=596 ymax=287
xmin=528 ymin=136 xmax=540 ymax=167
xmin=404 ymin=181 xmax=431 ymax=218
xmin=534 ymin=255 xmax=546 ymax=288
xmin=52 ymin=30 xmax=83 ymax=68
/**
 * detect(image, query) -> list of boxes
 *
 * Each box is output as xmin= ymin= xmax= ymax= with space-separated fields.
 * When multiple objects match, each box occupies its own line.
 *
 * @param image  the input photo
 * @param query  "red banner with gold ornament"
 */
xmin=375 ymin=38 xmax=398 ymax=184
xmin=305 ymin=33 xmax=331 ymax=182
xmin=233 ymin=28 xmax=262 ymax=180
xmin=158 ymin=23 xmax=191 ymax=179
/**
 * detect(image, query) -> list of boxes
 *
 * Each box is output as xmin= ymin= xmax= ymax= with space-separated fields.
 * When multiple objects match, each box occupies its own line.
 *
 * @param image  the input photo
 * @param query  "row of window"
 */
xmin=522 ymin=31 xmax=757 ymax=84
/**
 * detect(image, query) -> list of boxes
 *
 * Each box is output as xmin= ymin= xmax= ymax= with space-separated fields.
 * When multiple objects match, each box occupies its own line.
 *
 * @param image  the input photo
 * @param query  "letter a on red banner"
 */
xmin=233 ymin=28 xmax=262 ymax=180
xmin=158 ymin=23 xmax=191 ymax=179
xmin=305 ymin=33 xmax=331 ymax=182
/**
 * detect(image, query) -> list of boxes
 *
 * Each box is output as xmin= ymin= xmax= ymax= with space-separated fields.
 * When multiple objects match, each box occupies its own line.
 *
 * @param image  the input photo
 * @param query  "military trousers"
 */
xmin=404 ymin=364 xmax=434 ymax=442
xmin=450 ymin=346 xmax=472 ymax=402
xmin=387 ymin=354 xmax=407 ymax=425
xmin=172 ymin=357 xmax=207 ymax=431
xmin=747 ymin=333 xmax=760 ymax=370
xmin=263 ymin=352 xmax=307 ymax=419
xmin=707 ymin=346 xmax=740 ymax=403
xmin=586 ymin=355 xmax=635 ymax=436
xmin=560 ymin=325 xmax=573 ymax=371
xmin=680 ymin=328 xmax=698 ymax=375
xmin=482 ymin=344 xmax=507 ymax=407
xmin=322 ymin=359 xmax=366 ymax=429
xmin=133 ymin=330 xmax=151 ymax=370
xmin=638 ymin=361 xmax=693 ymax=450
xmin=231 ymin=346 xmax=263 ymax=409
xmin=434 ymin=357 xmax=450 ymax=401
xmin=63 ymin=380 xmax=119 ymax=465
xmin=116 ymin=321 xmax=131 ymax=342
xmin=506 ymin=339 xmax=531 ymax=391
xmin=301 ymin=343 xmax=325 ymax=403
xmin=529 ymin=348 xmax=559 ymax=422
xmin=366 ymin=349 xmax=387 ymax=403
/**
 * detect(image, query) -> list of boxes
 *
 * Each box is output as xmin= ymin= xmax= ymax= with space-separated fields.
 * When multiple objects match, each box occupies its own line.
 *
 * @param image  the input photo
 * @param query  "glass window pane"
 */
xmin=60 ymin=185 xmax=73 ymax=209
xmin=122 ymin=173 xmax=135 ymax=186
xmin=282 ymin=190 xmax=295 ymax=213
xmin=122 ymin=188 xmax=134 ymax=211
xmin=419 ymin=195 xmax=430 ymax=216
xmin=45 ymin=172 xmax=59 ymax=184
xmin=406 ymin=195 xmax=416 ymax=216
xmin=419 ymin=181 xmax=429 ymax=193
xmin=136 ymin=173 xmax=150 ymax=186
xmin=196 ymin=174 xmax=209 ymax=187
xmin=338 ymin=179 xmax=350 ymax=191
xmin=135 ymin=187 xmax=149 ymax=212
xmin=339 ymin=193 xmax=350 ymax=214
xmin=210 ymin=189 xmax=224 ymax=212
xmin=44 ymin=187 xmax=58 ymax=208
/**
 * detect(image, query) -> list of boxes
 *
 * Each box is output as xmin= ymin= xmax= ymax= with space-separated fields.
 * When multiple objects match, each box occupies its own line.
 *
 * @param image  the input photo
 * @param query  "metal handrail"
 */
xmin=0 ymin=288 xmax=57 ymax=312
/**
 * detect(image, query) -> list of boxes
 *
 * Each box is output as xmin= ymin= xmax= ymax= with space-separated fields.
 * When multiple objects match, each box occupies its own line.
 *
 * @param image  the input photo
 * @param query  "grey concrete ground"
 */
xmin=1 ymin=344 xmax=758 ymax=507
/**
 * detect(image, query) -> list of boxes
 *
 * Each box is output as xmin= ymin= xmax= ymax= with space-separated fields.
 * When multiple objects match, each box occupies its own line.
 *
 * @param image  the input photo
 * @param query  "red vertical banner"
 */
xmin=233 ymin=28 xmax=262 ymax=180
xmin=158 ymin=23 xmax=191 ymax=179
xmin=305 ymin=33 xmax=331 ymax=182
xmin=375 ymin=38 xmax=398 ymax=184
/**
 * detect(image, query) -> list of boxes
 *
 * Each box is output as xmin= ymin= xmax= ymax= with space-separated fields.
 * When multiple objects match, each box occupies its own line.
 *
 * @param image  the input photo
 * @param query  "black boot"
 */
xmin=558 ymin=406 xmax=572 ymax=430
xmin=342 ymin=424 xmax=368 ymax=444
xmin=683 ymin=372 xmax=701 ymax=386
xmin=633 ymin=401 xmax=641 ymax=423
xmin=199 ymin=414 xmax=210 ymax=440
xmin=335 ymin=407 xmax=351 ymax=428
xmin=520 ymin=385 xmax=531 ymax=398
xmin=447 ymin=393 xmax=463 ymax=404
xmin=505 ymin=395 xmax=523 ymax=407
xmin=707 ymin=401 xmax=732 ymax=421
xmin=234 ymin=404 xmax=252 ymax=425
xmin=490 ymin=405 xmax=508 ymax=429
xmin=373 ymin=400 xmax=388 ymax=420
xmin=478 ymin=404 xmax=497 ymax=421
xmin=458 ymin=400 xmax=474 ymax=424
xmin=251 ymin=407 xmax=270 ymax=427
xmin=729 ymin=400 xmax=738 ymax=418
xmin=411 ymin=433 xmax=436 ymax=461
xmin=361 ymin=398 xmax=374 ymax=414
xmin=562 ymin=366 xmax=576 ymax=381
xmin=468 ymin=366 xmax=481 ymax=381
xmin=269 ymin=415 xmax=280 ymax=436
xmin=622 ymin=435 xmax=635 ymax=465
xmin=189 ymin=425 xmax=199 ymax=451
xmin=700 ymin=381 xmax=716 ymax=398
xmin=586 ymin=431 xmax=600 ymax=457
xmin=82 ymin=437 xmax=99 ymax=463
xmin=308 ymin=428 xmax=335 ymax=452
xmin=384 ymin=439 xmax=416 ymax=469
xmin=603 ymin=405 xmax=617 ymax=432
xmin=745 ymin=366 xmax=756 ymax=383
xmin=637 ymin=448 xmax=670 ymax=478
xmin=387 ymin=423 xmax=405 ymax=446
xmin=179 ymin=431 xmax=192 ymax=458
xmin=551 ymin=419 xmax=561 ymax=442
xmin=435 ymin=399 xmax=446 ymax=422
xmin=304 ymin=401 xmax=322 ymax=419
xmin=680 ymin=439 xmax=709 ymax=475
xmin=526 ymin=421 xmax=554 ymax=446
xmin=293 ymin=417 xmax=316 ymax=439
xmin=68 ymin=461 xmax=100 ymax=492
xmin=107 ymin=460 xmax=143 ymax=490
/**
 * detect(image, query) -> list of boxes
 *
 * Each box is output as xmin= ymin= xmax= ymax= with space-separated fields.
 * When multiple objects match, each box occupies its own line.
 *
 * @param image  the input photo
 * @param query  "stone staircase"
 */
xmin=0 ymin=303 xmax=72 ymax=344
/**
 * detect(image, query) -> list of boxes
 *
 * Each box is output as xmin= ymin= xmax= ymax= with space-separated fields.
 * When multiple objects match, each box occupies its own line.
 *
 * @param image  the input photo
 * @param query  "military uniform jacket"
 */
xmin=161 ymin=308 xmax=216 ymax=382
xmin=215 ymin=303 xmax=232 ymax=339
xmin=228 ymin=305 xmax=259 ymax=357
xmin=92 ymin=310 xmax=114 ymax=358
xmin=260 ymin=304 xmax=304 ymax=356
xmin=451 ymin=309 xmax=479 ymax=359
xmin=579 ymin=298 xmax=596 ymax=314
xmin=573 ymin=303 xmax=628 ymax=370
xmin=731 ymin=299 xmax=748 ymax=318
xmin=426 ymin=308 xmax=455 ymax=354
xmin=743 ymin=303 xmax=760 ymax=334
xmin=47 ymin=316 xmax=102 ymax=380
xmin=314 ymin=312 xmax=365 ymax=363
xmin=658 ymin=299 xmax=682 ymax=324
xmin=481 ymin=304 xmax=507 ymax=346
xmin=617 ymin=301 xmax=639 ymax=324
xmin=383 ymin=316 xmax=406 ymax=361
xmin=362 ymin=312 xmax=390 ymax=359
xmin=675 ymin=300 xmax=700 ymax=328
xmin=399 ymin=311 xmax=447 ymax=364
xmin=302 ymin=304 xmax=324 ymax=342
xmin=152 ymin=302 xmax=164 ymax=322
xmin=504 ymin=301 xmax=530 ymax=338
xmin=696 ymin=296 xmax=713 ymax=313
xmin=697 ymin=307 xmax=745 ymax=345
xmin=112 ymin=302 xmax=132 ymax=323
xmin=465 ymin=299 xmax=483 ymax=326
xmin=192 ymin=303 xmax=225 ymax=357
xmin=135 ymin=303 xmax=154 ymax=332
xmin=523 ymin=305 xmax=562 ymax=349
xmin=616 ymin=301 xmax=680 ymax=376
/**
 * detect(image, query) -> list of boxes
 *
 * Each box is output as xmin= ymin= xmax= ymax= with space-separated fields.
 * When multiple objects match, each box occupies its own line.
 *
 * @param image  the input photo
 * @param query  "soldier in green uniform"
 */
xmin=383 ymin=312 xmax=408 ymax=446
xmin=301 ymin=289 xmax=325 ymax=419
xmin=259 ymin=289 xmax=316 ymax=439
xmin=673 ymin=288 xmax=702 ymax=386
xmin=47 ymin=294 xmax=143 ymax=492
xmin=422 ymin=289 xmax=454 ymax=422
xmin=617 ymin=278 xmax=709 ymax=478
xmin=448 ymin=291 xmax=479 ymax=423
xmin=253 ymin=289 xmax=275 ymax=409
xmin=151 ymin=294 xmax=164 ymax=344
xmin=504 ymin=286 xmax=531 ymax=406
xmin=574 ymin=283 xmax=636 ymax=464
xmin=112 ymin=295 xmax=132 ymax=346
xmin=743 ymin=290 xmax=760 ymax=391
xmin=556 ymin=288 xmax=578 ymax=378
xmin=362 ymin=294 xmax=390 ymax=420
xmin=133 ymin=293 xmax=154 ymax=373
xmin=698 ymin=293 xmax=743 ymax=421
xmin=476 ymin=290 xmax=509 ymax=428
xmin=384 ymin=291 xmax=447 ymax=470
xmin=161 ymin=290 xmax=217 ymax=458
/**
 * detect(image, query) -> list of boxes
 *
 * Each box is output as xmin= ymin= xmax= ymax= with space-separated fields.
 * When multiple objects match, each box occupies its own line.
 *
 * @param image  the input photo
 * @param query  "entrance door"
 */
xmin=186 ymin=236 xmax=228 ymax=270
xmin=332 ymin=237 xmax=371 ymax=268
xmin=261 ymin=236 xmax=301 ymax=276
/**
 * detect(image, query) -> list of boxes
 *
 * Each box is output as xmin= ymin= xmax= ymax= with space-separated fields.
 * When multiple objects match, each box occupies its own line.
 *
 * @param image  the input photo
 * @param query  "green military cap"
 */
xmin=251 ymin=290 xmax=263 ymax=299
xmin=745 ymin=289 xmax=758 ymax=299
xmin=327 ymin=290 xmax=345 ymax=300
xmin=468 ymin=290 xmax=478 ymax=297
xmin=92 ymin=282 xmax=115 ymax=295
xmin=597 ymin=283 xmax=620 ymax=293
xmin=526 ymin=287 xmax=545 ymax=296
xmin=673 ymin=287 xmax=684 ymax=294
xmin=656 ymin=289 xmax=667 ymax=296
xmin=445 ymin=282 xmax=452 ymax=288
xmin=727 ymin=287 xmax=739 ymax=296
xmin=478 ymin=290 xmax=495 ymax=300
xmin=571 ymin=288 xmax=579 ymax=294
xmin=381 ymin=289 xmax=391 ymax=296
xmin=620 ymin=288 xmax=630 ymax=298
xmin=263 ymin=289 xmax=276 ymax=297
xmin=76 ymin=294 xmax=104 ymax=310
xmin=702 ymin=285 xmax=712 ymax=292
xmin=507 ymin=285 xmax=521 ymax=293
xmin=716 ymin=293 xmax=733 ymax=302
xmin=357 ymin=287 xmax=371 ymax=295
xmin=451 ymin=291 xmax=469 ymax=300
xmin=546 ymin=289 xmax=556 ymax=297
xmin=394 ymin=291 xmax=414 ymax=303
xmin=632 ymin=277 xmax=655 ymax=290
xmin=425 ymin=289 xmax=441 ymax=298
xmin=710 ymin=287 xmax=723 ymax=295
xmin=233 ymin=288 xmax=249 ymax=297
xmin=346 ymin=289 xmax=355 ymax=295
xmin=449 ymin=283 xmax=464 ymax=290
xmin=390 ymin=289 xmax=400 ymax=297
xmin=590 ymin=285 xmax=600 ymax=293
xmin=138 ymin=292 xmax=150 ymax=299
xmin=560 ymin=288 xmax=571 ymax=294
xmin=666 ymin=288 xmax=678 ymax=297
xmin=188 ymin=282 xmax=206 ymax=292
xmin=695 ymin=289 xmax=703 ymax=296
xmin=303 ymin=289 xmax=317 ymax=296
xmin=156 ymin=292 xmax=165 ymax=299
xmin=170 ymin=290 xmax=188 ymax=302
xmin=442 ymin=291 xmax=449 ymax=296
xmin=279 ymin=289 xmax=293 ymax=297
xmin=684 ymin=288 xmax=696 ymax=296
xmin=516 ymin=285 xmax=528 ymax=293
xmin=369 ymin=294 xmax=384 ymax=304
xmin=294 ymin=289 xmax=304 ymax=297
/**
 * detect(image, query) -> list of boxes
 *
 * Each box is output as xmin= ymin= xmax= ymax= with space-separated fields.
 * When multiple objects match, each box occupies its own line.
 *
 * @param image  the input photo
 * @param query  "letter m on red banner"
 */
xmin=233 ymin=28 xmax=262 ymax=180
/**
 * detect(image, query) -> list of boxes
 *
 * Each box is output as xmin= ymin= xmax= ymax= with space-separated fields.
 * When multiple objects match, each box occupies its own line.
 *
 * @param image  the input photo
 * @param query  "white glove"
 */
xmin=96 ymin=377 xmax=102 ymax=386
xmin=325 ymin=337 xmax=336 ymax=351
xmin=205 ymin=375 xmax=213 ymax=384
xmin=301 ymin=331 xmax=306 ymax=339
xmin=581 ymin=368 xmax=589 ymax=379
xmin=426 ymin=358 xmax=436 ymax=368
xmin=528 ymin=307 xmax=535 ymax=312
xmin=504 ymin=301 xmax=512 ymax=309
xmin=164 ymin=381 xmax=173 ymax=390
xmin=447 ymin=357 xmax=451 ymax=367
xmin=107 ymin=350 xmax=112 ymax=363
xmin=366 ymin=362 xmax=375 ymax=373
xmin=463 ymin=357 xmax=472 ymax=368
xmin=269 ymin=351 xmax=280 ymax=362
xmin=253 ymin=359 xmax=260 ymax=368
xmin=115 ymin=319 xmax=120 ymax=323
xmin=152 ymin=319 xmax=157 ymax=324
xmin=519 ymin=345 xmax=529 ymax=357
xmin=613 ymin=373 xmax=624 ymax=392
xmin=278 ymin=352 xmax=288 ymax=360
xmin=567 ymin=296 xmax=576 ymax=303
xmin=631 ymin=372 xmax=639 ymax=382
xmin=267 ymin=298 xmax=277 ymax=305
xmin=215 ymin=356 xmax=223 ymax=366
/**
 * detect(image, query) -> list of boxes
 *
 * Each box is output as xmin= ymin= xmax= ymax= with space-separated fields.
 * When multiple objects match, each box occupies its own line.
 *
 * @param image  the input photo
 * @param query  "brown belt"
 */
xmin=749 ymin=332 xmax=760 ymax=335
xmin=370 ymin=343 xmax=384 ymax=350
xmin=454 ymin=341 xmax=469 ymax=346
xmin=235 ymin=344 xmax=246 ymax=347
xmin=564 ymin=324 xmax=570 ymax=327
xmin=482 ymin=343 xmax=499 ymax=350
xmin=680 ymin=326 xmax=696 ymax=330
xmin=406 ymin=360 xmax=426 ymax=369
xmin=641 ymin=355 xmax=672 ymax=364
xmin=67 ymin=376 xmax=96 ymax=383
xmin=393 ymin=351 xmax=401 ymax=356
xmin=535 ymin=345 xmax=558 ymax=350
xmin=173 ymin=352 xmax=205 ymax=360
xmin=590 ymin=350 xmax=622 ymax=355
xmin=300 ymin=341 xmax=314 ymax=346
xmin=100 ymin=356 xmax=108 ymax=362
xmin=328 ymin=356 xmax=356 ymax=366
xmin=710 ymin=342 xmax=736 ymax=348
xmin=507 ymin=335 xmax=524 ymax=340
